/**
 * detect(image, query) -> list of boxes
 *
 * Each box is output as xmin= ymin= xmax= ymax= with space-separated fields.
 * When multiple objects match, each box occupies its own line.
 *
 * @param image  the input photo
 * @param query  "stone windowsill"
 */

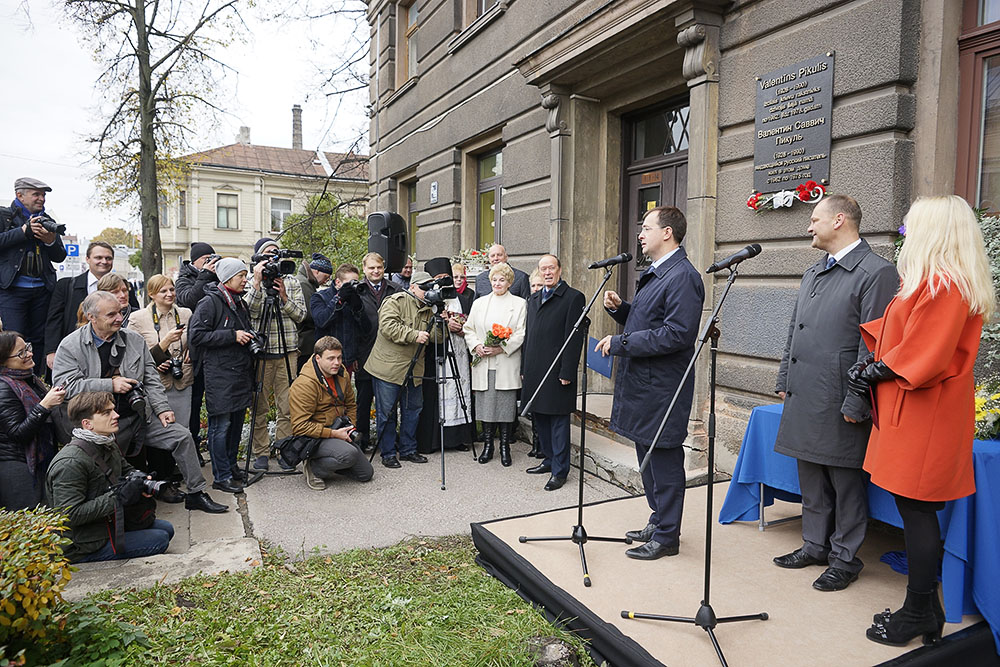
xmin=447 ymin=0 xmax=511 ymax=55
xmin=384 ymin=76 xmax=420 ymax=108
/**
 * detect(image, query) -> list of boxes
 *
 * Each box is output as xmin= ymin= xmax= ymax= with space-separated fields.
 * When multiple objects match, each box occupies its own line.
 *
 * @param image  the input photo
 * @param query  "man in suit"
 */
xmin=521 ymin=254 xmax=585 ymax=491
xmin=0 ymin=177 xmax=67 ymax=375
xmin=596 ymin=206 xmax=704 ymax=560
xmin=772 ymin=194 xmax=898 ymax=592
xmin=474 ymin=244 xmax=530 ymax=300
xmin=354 ymin=252 xmax=403 ymax=449
xmin=45 ymin=241 xmax=139 ymax=370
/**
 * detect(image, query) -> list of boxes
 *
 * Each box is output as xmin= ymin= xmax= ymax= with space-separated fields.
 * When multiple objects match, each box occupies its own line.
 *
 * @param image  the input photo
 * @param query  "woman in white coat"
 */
xmin=463 ymin=262 xmax=526 ymax=466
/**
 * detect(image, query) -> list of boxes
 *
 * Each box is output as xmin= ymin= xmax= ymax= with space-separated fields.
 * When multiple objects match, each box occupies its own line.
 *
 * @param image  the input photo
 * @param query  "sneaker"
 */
xmin=277 ymin=458 xmax=297 ymax=472
xmin=252 ymin=456 xmax=270 ymax=472
xmin=303 ymin=461 xmax=326 ymax=491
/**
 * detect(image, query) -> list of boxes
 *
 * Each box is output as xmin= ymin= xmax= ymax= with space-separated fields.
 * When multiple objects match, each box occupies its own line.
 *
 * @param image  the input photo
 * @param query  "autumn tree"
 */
xmin=92 ymin=227 xmax=138 ymax=247
xmin=278 ymin=191 xmax=367 ymax=271
xmin=61 ymin=0 xmax=244 ymax=282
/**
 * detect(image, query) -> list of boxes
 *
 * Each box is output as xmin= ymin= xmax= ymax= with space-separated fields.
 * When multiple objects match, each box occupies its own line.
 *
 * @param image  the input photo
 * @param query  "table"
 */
xmin=718 ymin=403 xmax=1000 ymax=651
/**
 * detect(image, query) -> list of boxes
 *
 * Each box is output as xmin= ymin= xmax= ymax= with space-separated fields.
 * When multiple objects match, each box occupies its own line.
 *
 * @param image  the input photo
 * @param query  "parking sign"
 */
xmin=65 ymin=244 xmax=80 ymax=257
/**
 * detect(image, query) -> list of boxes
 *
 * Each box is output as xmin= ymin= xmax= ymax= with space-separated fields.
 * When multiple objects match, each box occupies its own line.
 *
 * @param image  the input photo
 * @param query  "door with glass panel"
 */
xmin=477 ymin=149 xmax=502 ymax=247
xmin=621 ymin=101 xmax=689 ymax=302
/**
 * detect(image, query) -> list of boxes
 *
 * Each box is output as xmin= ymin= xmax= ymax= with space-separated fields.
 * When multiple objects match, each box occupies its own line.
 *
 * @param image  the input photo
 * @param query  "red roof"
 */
xmin=182 ymin=144 xmax=368 ymax=181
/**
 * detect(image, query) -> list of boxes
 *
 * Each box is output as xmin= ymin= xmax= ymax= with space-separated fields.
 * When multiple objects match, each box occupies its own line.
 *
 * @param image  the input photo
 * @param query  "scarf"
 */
xmin=0 ymin=366 xmax=53 ymax=478
xmin=218 ymin=284 xmax=252 ymax=328
xmin=71 ymin=427 xmax=117 ymax=446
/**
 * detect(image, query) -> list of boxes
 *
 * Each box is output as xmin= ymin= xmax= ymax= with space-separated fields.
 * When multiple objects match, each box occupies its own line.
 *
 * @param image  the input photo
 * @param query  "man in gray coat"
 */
xmin=53 ymin=291 xmax=227 ymax=514
xmin=772 ymin=194 xmax=898 ymax=591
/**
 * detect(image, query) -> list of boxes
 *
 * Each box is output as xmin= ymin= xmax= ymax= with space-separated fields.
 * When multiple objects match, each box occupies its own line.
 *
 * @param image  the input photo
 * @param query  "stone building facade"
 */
xmin=366 ymin=0 xmax=978 ymax=468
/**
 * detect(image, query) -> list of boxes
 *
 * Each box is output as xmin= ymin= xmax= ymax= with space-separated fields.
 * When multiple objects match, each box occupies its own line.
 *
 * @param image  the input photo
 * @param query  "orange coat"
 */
xmin=860 ymin=279 xmax=983 ymax=502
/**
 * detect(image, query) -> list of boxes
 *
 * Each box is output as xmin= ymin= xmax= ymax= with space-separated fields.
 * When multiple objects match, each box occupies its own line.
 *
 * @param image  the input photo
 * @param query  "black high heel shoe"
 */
xmin=867 ymin=587 xmax=944 ymax=647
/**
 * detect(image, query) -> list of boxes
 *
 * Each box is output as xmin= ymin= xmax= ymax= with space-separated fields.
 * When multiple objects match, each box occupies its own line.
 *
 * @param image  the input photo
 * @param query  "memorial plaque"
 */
xmin=753 ymin=53 xmax=834 ymax=194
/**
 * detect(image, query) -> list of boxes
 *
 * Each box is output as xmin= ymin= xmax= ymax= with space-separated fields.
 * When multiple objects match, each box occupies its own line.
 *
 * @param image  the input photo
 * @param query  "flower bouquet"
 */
xmin=471 ymin=323 xmax=512 ymax=366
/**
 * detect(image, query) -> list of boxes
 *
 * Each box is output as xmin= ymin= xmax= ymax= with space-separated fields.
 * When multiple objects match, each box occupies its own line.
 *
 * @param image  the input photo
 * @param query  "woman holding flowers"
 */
xmin=848 ymin=195 xmax=995 ymax=647
xmin=464 ymin=262 xmax=526 ymax=466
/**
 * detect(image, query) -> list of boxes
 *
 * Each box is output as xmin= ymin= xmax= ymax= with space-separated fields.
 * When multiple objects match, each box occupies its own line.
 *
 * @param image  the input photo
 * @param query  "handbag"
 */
xmin=276 ymin=434 xmax=322 ymax=468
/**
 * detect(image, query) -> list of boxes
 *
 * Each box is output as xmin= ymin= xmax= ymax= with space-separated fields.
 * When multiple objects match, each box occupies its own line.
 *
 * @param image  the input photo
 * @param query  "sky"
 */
xmin=0 ymin=0 xmax=369 ymax=240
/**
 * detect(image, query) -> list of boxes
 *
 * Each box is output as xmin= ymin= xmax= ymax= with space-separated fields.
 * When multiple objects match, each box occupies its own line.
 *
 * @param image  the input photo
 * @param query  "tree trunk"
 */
xmin=134 ymin=0 xmax=162 ymax=283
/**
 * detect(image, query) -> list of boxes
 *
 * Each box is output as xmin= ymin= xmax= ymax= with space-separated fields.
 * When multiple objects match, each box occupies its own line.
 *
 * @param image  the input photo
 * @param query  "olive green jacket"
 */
xmin=364 ymin=291 xmax=441 ymax=386
xmin=45 ymin=437 xmax=134 ymax=560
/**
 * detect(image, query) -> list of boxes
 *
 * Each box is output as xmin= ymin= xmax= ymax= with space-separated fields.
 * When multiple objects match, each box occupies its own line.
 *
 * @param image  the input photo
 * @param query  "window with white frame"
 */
xmin=217 ymin=193 xmax=238 ymax=229
xmin=178 ymin=191 xmax=187 ymax=228
xmin=270 ymin=197 xmax=292 ymax=232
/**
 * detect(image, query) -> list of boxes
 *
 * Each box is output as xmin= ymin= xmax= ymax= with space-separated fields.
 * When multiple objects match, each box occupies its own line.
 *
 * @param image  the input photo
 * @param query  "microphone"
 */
xmin=588 ymin=252 xmax=633 ymax=270
xmin=705 ymin=244 xmax=762 ymax=274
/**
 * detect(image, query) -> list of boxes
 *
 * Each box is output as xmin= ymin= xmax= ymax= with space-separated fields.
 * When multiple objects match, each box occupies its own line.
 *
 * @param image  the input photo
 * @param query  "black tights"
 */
xmin=894 ymin=495 xmax=944 ymax=593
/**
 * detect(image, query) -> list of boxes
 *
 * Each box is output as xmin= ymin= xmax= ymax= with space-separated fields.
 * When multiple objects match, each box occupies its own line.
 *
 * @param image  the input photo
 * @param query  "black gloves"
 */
xmin=859 ymin=360 xmax=898 ymax=384
xmin=847 ymin=356 xmax=897 ymax=399
xmin=114 ymin=477 xmax=146 ymax=507
xmin=846 ymin=353 xmax=875 ymax=398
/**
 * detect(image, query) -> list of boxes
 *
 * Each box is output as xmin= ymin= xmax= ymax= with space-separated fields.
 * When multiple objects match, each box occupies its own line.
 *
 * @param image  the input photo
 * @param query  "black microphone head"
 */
xmin=746 ymin=244 xmax=762 ymax=257
xmin=620 ymin=252 xmax=633 ymax=262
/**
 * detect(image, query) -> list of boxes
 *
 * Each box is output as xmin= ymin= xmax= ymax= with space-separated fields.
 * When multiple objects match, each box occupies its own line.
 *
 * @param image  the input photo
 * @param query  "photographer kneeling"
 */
xmin=289 ymin=336 xmax=373 ymax=490
xmin=45 ymin=392 xmax=174 ymax=562
xmin=52 ymin=291 xmax=227 ymax=514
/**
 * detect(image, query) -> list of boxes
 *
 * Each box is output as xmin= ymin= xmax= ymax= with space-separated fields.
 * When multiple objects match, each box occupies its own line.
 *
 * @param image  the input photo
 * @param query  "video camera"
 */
xmin=250 ymin=248 xmax=304 ymax=280
xmin=419 ymin=276 xmax=457 ymax=311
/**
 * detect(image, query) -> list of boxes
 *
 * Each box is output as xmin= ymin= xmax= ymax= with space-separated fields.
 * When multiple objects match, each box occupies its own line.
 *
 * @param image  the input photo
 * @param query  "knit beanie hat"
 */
xmin=215 ymin=258 xmax=248 ymax=285
xmin=309 ymin=253 xmax=333 ymax=274
xmin=190 ymin=242 xmax=215 ymax=262
xmin=254 ymin=237 xmax=279 ymax=255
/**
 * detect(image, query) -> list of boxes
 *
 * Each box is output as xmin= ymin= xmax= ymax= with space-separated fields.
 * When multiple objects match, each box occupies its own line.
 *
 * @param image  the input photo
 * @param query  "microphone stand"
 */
xmin=517 ymin=266 xmax=632 ymax=587
xmin=622 ymin=266 xmax=767 ymax=667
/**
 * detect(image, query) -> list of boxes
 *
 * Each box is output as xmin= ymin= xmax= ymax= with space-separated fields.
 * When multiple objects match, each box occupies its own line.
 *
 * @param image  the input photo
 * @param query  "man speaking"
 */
xmin=596 ymin=206 xmax=704 ymax=560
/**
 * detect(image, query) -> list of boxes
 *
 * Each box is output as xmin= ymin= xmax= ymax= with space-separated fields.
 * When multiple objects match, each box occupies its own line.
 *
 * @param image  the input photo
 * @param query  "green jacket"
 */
xmin=45 ymin=437 xmax=134 ymax=560
xmin=364 ymin=291 xmax=440 ymax=386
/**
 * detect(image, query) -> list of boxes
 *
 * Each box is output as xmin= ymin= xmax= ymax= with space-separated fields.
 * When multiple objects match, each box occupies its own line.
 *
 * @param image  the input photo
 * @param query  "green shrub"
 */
xmin=0 ymin=507 xmax=72 ymax=643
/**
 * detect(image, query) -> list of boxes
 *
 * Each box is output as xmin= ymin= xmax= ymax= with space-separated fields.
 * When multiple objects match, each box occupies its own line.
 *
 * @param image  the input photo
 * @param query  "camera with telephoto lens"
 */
xmin=119 ymin=469 xmax=168 ymax=497
xmin=169 ymin=357 xmax=184 ymax=379
xmin=122 ymin=382 xmax=146 ymax=414
xmin=421 ymin=276 xmax=457 ymax=308
xmin=250 ymin=248 xmax=304 ymax=280
xmin=330 ymin=415 xmax=361 ymax=446
xmin=34 ymin=213 xmax=67 ymax=236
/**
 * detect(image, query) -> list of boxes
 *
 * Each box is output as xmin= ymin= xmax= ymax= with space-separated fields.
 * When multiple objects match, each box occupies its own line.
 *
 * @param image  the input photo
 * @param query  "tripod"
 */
xmin=517 ymin=267 xmax=632 ymax=587
xmin=242 ymin=280 xmax=298 ymax=487
xmin=622 ymin=267 xmax=767 ymax=667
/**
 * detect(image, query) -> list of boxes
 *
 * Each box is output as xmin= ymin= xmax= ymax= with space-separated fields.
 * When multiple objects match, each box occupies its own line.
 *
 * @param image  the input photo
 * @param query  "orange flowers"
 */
xmin=490 ymin=323 xmax=513 ymax=340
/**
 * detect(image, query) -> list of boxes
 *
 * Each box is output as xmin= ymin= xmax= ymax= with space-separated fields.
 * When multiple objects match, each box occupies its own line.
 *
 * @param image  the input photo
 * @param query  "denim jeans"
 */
xmin=0 ymin=285 xmax=50 ymax=376
xmin=207 ymin=409 xmax=246 ymax=483
xmin=372 ymin=377 xmax=422 ymax=458
xmin=73 ymin=519 xmax=174 ymax=563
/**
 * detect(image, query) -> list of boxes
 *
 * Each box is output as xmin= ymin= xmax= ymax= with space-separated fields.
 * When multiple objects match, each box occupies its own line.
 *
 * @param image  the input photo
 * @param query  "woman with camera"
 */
xmin=189 ymin=259 xmax=255 ymax=494
xmin=0 ymin=330 xmax=66 ymax=510
xmin=463 ymin=262 xmax=526 ymax=466
xmin=849 ymin=196 xmax=995 ymax=646
xmin=130 ymin=275 xmax=194 ymax=429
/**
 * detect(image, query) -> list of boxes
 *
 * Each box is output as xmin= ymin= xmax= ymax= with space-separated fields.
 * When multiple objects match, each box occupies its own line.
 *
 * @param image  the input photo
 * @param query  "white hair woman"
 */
xmin=849 ymin=195 xmax=995 ymax=646
xmin=463 ymin=262 xmax=526 ymax=466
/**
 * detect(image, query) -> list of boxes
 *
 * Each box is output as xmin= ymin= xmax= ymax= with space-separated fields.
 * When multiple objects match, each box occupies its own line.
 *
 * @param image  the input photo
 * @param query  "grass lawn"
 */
xmin=92 ymin=536 xmax=596 ymax=666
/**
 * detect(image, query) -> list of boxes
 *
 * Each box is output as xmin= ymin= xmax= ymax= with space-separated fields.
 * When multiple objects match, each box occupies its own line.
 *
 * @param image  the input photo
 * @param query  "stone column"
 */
xmin=675 ymin=5 xmax=724 ymax=469
xmin=541 ymin=85 xmax=571 ymax=257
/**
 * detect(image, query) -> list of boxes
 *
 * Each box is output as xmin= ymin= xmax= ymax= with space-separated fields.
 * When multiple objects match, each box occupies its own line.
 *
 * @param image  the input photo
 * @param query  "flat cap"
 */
xmin=14 ymin=177 xmax=52 ymax=192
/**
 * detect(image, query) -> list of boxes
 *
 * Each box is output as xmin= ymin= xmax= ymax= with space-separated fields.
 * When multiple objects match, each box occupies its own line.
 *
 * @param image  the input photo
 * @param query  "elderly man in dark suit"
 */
xmin=772 ymin=194 xmax=898 ymax=592
xmin=521 ymin=254 xmax=585 ymax=491
xmin=474 ymin=244 xmax=530 ymax=300
xmin=596 ymin=206 xmax=704 ymax=560
xmin=45 ymin=242 xmax=139 ymax=370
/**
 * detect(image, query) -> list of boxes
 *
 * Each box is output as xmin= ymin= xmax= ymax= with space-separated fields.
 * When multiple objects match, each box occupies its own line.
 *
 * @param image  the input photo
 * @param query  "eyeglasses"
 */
xmin=9 ymin=343 xmax=32 ymax=359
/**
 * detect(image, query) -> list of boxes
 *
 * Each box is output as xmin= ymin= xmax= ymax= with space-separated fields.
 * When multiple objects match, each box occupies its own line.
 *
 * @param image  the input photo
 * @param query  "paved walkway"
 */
xmin=64 ymin=440 xmax=628 ymax=598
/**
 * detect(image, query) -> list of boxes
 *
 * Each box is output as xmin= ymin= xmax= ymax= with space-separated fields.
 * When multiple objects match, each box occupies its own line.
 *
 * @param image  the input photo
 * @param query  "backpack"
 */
xmin=276 ymin=434 xmax=322 ymax=468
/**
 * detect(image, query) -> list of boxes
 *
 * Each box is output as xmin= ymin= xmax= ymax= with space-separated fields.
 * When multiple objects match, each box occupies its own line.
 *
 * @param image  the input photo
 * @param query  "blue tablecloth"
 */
xmin=719 ymin=403 xmax=1000 ymax=651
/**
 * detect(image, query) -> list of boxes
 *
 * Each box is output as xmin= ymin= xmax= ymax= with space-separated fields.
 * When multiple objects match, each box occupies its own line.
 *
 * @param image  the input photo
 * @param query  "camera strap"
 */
xmin=151 ymin=305 xmax=184 ymax=356
xmin=312 ymin=357 xmax=345 ymax=404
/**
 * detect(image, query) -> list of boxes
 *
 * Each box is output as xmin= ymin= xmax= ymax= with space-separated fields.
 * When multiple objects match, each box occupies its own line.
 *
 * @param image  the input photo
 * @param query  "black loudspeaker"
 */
xmin=367 ymin=211 xmax=408 ymax=274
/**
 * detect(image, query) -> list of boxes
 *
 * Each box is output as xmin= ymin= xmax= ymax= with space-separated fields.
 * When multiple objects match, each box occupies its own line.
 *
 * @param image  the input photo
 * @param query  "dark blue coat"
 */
xmin=0 ymin=203 xmax=67 ymax=290
xmin=607 ymin=246 xmax=704 ymax=448
xmin=311 ymin=287 xmax=372 ymax=366
xmin=188 ymin=289 xmax=254 ymax=416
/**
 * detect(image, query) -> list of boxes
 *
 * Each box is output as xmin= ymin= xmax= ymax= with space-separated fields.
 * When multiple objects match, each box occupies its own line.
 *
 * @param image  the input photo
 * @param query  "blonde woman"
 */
xmin=849 ymin=196 xmax=995 ymax=646
xmin=130 ymin=275 xmax=194 ymax=427
xmin=463 ymin=262 xmax=526 ymax=466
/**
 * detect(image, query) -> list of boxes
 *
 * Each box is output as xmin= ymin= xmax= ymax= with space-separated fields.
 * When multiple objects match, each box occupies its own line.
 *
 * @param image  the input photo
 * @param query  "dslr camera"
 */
xmin=169 ymin=357 xmax=184 ymax=380
xmin=248 ymin=331 xmax=267 ymax=357
xmin=34 ymin=213 xmax=67 ymax=236
xmin=118 ymin=469 xmax=169 ymax=497
xmin=331 ymin=415 xmax=362 ymax=447
xmin=250 ymin=248 xmax=304 ymax=280
xmin=122 ymin=382 xmax=146 ymax=414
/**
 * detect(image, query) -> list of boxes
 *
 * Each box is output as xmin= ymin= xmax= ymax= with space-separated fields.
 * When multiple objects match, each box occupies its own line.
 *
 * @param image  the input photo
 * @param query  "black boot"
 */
xmin=874 ymin=585 xmax=945 ymax=627
xmin=867 ymin=586 xmax=944 ymax=647
xmin=478 ymin=423 xmax=494 ymax=464
xmin=499 ymin=422 xmax=512 ymax=467
xmin=527 ymin=418 xmax=541 ymax=458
